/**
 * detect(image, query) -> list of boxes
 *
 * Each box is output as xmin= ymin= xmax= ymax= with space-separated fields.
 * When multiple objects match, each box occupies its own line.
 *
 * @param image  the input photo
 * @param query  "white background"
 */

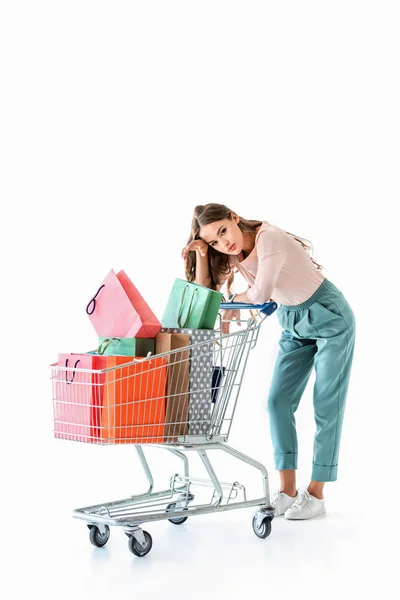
xmin=1 ymin=1 xmax=398 ymax=598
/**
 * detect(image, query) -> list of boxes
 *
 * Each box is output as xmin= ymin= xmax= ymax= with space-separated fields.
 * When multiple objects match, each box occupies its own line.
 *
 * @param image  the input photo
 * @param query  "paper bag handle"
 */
xmin=65 ymin=359 xmax=81 ymax=384
xmin=178 ymin=285 xmax=198 ymax=328
xmin=98 ymin=337 xmax=121 ymax=355
xmin=86 ymin=284 xmax=105 ymax=315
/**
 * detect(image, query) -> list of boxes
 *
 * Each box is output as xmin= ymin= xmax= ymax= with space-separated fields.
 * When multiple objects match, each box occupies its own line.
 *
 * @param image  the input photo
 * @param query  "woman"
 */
xmin=181 ymin=203 xmax=356 ymax=520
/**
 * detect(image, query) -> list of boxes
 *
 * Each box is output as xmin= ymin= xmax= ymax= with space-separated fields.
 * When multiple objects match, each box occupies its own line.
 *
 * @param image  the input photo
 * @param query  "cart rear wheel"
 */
xmin=128 ymin=531 xmax=153 ymax=557
xmin=252 ymin=515 xmax=272 ymax=539
xmin=89 ymin=525 xmax=110 ymax=547
xmin=166 ymin=502 xmax=189 ymax=525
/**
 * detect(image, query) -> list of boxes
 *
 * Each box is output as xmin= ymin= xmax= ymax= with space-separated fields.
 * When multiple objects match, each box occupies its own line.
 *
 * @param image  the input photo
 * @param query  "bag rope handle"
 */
xmin=178 ymin=286 xmax=198 ymax=328
xmin=97 ymin=337 xmax=121 ymax=355
xmin=86 ymin=284 xmax=105 ymax=315
xmin=65 ymin=358 xmax=81 ymax=384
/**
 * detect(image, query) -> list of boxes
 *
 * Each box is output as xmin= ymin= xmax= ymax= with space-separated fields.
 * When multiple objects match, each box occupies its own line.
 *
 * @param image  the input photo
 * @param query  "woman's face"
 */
xmin=199 ymin=214 xmax=243 ymax=255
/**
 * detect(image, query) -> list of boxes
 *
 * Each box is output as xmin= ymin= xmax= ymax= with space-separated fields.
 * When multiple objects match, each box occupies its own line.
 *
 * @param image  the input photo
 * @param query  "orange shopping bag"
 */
xmin=101 ymin=356 xmax=167 ymax=443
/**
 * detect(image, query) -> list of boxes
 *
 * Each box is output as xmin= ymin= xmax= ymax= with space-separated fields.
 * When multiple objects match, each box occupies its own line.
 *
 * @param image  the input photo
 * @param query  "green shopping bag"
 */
xmin=97 ymin=337 xmax=155 ymax=356
xmin=161 ymin=278 xmax=223 ymax=330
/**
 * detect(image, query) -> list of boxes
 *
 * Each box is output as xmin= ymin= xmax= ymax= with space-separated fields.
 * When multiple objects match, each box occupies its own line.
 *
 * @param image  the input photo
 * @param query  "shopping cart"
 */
xmin=50 ymin=300 xmax=278 ymax=556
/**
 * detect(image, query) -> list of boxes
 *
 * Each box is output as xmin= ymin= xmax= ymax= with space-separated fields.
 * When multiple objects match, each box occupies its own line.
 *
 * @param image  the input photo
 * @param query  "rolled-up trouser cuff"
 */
xmin=274 ymin=453 xmax=297 ymax=470
xmin=312 ymin=463 xmax=338 ymax=482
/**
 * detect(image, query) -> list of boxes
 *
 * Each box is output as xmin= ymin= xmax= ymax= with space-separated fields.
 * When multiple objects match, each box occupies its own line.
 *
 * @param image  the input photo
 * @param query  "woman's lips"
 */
xmin=228 ymin=243 xmax=236 ymax=252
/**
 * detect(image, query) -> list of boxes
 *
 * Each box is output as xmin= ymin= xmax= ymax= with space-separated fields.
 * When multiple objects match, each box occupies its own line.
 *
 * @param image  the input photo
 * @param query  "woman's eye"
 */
xmin=211 ymin=228 xmax=226 ymax=247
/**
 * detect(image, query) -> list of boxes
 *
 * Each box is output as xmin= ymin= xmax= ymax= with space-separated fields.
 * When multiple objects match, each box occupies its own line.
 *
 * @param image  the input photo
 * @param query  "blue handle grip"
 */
xmin=220 ymin=301 xmax=278 ymax=316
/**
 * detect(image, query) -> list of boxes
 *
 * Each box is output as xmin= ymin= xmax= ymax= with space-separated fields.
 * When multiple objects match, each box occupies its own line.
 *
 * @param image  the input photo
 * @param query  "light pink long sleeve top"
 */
xmin=228 ymin=221 xmax=325 ymax=306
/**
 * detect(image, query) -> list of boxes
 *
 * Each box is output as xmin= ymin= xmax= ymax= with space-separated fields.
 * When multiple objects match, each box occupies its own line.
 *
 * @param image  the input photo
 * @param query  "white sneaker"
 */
xmin=284 ymin=489 xmax=326 ymax=520
xmin=270 ymin=489 xmax=299 ymax=516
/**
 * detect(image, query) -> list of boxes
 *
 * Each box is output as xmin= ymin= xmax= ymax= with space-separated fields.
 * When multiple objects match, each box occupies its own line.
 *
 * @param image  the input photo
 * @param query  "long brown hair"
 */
xmin=184 ymin=203 xmax=325 ymax=300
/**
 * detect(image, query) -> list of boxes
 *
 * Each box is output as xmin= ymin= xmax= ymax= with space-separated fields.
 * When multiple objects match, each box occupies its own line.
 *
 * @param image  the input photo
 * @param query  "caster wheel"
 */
xmin=128 ymin=531 xmax=153 ymax=557
xmin=252 ymin=515 xmax=272 ymax=539
xmin=166 ymin=503 xmax=189 ymax=525
xmin=89 ymin=525 xmax=110 ymax=547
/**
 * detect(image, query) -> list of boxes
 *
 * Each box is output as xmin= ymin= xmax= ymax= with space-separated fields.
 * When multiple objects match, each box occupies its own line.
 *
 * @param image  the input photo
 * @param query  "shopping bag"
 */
xmin=160 ymin=327 xmax=216 ymax=435
xmin=54 ymin=353 xmax=108 ymax=441
xmin=98 ymin=336 xmax=155 ymax=357
xmin=161 ymin=279 xmax=223 ymax=330
xmin=101 ymin=355 xmax=168 ymax=443
xmin=86 ymin=269 xmax=161 ymax=338
xmin=54 ymin=353 xmax=132 ymax=442
xmin=211 ymin=366 xmax=226 ymax=404
xmin=155 ymin=332 xmax=191 ymax=441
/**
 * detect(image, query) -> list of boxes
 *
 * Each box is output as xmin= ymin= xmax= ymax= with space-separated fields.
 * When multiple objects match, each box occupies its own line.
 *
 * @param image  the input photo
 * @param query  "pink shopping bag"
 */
xmin=86 ymin=269 xmax=161 ymax=338
xmin=54 ymin=353 xmax=136 ymax=442
xmin=54 ymin=353 xmax=107 ymax=442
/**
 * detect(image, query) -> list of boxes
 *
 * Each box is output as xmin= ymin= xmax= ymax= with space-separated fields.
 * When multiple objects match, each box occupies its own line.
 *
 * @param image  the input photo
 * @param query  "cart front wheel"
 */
xmin=252 ymin=515 xmax=272 ymax=539
xmin=166 ymin=503 xmax=189 ymax=525
xmin=89 ymin=525 xmax=110 ymax=547
xmin=128 ymin=531 xmax=153 ymax=557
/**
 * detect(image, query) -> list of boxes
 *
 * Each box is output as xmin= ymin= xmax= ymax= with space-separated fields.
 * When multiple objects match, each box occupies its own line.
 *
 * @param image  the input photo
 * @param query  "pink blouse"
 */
xmin=228 ymin=221 xmax=325 ymax=306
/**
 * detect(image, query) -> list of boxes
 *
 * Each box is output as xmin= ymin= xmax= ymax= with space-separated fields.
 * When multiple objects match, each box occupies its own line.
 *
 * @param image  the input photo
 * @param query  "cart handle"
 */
xmin=220 ymin=301 xmax=278 ymax=316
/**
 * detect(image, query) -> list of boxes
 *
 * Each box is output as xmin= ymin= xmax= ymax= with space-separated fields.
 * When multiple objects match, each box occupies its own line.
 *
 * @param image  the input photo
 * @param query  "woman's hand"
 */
xmin=220 ymin=309 xmax=242 ymax=335
xmin=182 ymin=240 xmax=209 ymax=259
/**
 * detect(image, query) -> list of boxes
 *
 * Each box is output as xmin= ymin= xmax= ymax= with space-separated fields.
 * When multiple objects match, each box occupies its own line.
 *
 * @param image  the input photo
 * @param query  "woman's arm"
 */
xmin=194 ymin=251 xmax=212 ymax=287
xmin=182 ymin=240 xmax=212 ymax=287
xmin=232 ymin=290 xmax=252 ymax=303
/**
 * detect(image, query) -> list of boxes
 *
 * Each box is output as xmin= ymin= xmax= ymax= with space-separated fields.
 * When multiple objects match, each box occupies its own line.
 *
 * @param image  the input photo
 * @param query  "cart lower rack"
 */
xmin=51 ymin=300 xmax=278 ymax=556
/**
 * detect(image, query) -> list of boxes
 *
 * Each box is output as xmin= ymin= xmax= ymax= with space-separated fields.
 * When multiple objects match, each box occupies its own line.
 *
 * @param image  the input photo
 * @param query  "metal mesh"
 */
xmin=51 ymin=319 xmax=260 ymax=445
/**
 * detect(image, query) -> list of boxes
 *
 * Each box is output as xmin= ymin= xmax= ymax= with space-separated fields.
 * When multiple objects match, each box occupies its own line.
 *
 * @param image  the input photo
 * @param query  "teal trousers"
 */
xmin=267 ymin=278 xmax=356 ymax=482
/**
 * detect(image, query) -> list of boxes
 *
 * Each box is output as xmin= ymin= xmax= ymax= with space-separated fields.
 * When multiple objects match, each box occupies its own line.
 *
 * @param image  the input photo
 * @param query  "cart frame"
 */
xmin=51 ymin=301 xmax=278 ymax=554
